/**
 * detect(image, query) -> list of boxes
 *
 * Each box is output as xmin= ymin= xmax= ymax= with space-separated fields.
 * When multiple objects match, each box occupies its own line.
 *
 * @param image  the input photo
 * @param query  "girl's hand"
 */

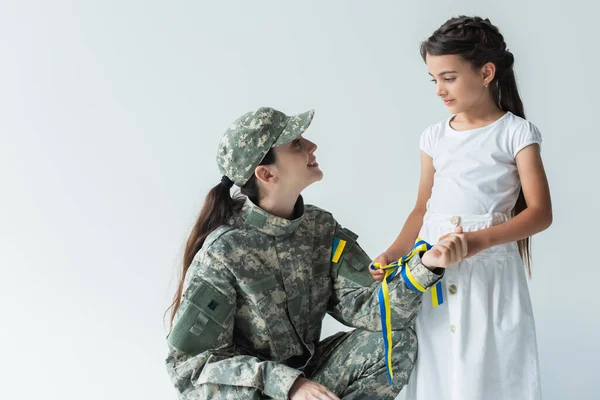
xmin=422 ymin=227 xmax=468 ymax=268
xmin=439 ymin=227 xmax=484 ymax=258
xmin=368 ymin=253 xmax=390 ymax=281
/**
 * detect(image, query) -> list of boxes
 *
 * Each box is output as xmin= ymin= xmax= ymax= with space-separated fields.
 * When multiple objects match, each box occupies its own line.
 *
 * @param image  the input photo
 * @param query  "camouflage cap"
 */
xmin=217 ymin=107 xmax=315 ymax=186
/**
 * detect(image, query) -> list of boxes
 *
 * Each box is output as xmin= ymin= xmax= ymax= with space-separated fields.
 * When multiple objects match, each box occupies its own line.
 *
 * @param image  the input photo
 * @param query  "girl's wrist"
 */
xmin=466 ymin=230 xmax=492 ymax=255
xmin=382 ymin=250 xmax=396 ymax=262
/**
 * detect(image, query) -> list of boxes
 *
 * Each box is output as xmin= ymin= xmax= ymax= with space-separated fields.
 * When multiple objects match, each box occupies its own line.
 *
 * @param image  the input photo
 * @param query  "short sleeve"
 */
xmin=419 ymin=126 xmax=436 ymax=157
xmin=513 ymin=122 xmax=542 ymax=157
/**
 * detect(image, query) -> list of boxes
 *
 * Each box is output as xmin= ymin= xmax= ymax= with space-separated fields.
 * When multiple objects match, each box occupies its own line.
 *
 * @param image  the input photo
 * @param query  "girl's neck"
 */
xmin=452 ymin=102 xmax=505 ymax=130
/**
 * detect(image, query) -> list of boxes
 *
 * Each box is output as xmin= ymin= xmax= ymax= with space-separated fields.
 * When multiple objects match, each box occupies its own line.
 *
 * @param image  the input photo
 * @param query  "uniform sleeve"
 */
xmin=165 ymin=254 xmax=302 ymax=400
xmin=512 ymin=121 xmax=542 ymax=157
xmin=327 ymin=224 xmax=443 ymax=331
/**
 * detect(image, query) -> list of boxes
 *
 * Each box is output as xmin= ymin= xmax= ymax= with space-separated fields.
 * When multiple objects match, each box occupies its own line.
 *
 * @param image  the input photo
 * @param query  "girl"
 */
xmin=370 ymin=16 xmax=552 ymax=400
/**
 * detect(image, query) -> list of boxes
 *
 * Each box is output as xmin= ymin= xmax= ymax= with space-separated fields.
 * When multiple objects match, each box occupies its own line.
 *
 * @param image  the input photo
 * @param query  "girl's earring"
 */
xmin=484 ymin=82 xmax=489 ymax=88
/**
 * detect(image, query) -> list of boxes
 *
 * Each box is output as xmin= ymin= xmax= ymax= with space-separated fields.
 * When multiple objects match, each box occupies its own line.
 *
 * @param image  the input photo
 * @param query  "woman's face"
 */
xmin=271 ymin=136 xmax=323 ymax=191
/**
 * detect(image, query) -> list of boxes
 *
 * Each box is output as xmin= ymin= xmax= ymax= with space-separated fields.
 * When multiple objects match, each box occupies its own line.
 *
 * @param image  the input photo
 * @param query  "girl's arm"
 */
xmin=463 ymin=144 xmax=552 ymax=256
xmin=384 ymin=151 xmax=435 ymax=260
xmin=370 ymin=152 xmax=435 ymax=281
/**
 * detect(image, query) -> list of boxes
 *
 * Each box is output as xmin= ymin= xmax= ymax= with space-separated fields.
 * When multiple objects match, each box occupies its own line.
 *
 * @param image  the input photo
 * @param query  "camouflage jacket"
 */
xmin=166 ymin=197 xmax=441 ymax=399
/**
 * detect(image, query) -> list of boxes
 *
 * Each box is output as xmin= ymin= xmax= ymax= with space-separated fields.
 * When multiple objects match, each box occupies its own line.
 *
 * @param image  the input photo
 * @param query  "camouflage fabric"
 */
xmin=165 ymin=196 xmax=442 ymax=399
xmin=217 ymin=107 xmax=315 ymax=187
xmin=307 ymin=328 xmax=417 ymax=399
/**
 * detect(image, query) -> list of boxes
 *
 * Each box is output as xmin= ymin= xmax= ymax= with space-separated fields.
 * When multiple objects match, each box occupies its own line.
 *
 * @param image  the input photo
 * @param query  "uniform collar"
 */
xmin=241 ymin=196 xmax=305 ymax=236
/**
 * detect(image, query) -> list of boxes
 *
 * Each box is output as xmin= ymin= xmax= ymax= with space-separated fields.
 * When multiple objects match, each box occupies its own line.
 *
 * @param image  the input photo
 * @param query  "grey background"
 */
xmin=1 ymin=1 xmax=597 ymax=399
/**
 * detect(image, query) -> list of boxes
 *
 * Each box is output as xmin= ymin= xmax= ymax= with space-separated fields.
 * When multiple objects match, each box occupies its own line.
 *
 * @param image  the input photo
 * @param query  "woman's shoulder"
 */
xmin=197 ymin=205 xmax=337 ymax=259
xmin=305 ymin=204 xmax=338 ymax=226
xmin=305 ymin=203 xmax=332 ymax=216
xmin=190 ymin=224 xmax=244 ymax=268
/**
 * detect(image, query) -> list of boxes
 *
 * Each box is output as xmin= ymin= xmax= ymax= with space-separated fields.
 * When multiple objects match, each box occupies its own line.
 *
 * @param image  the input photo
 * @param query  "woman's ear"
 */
xmin=254 ymin=165 xmax=278 ymax=184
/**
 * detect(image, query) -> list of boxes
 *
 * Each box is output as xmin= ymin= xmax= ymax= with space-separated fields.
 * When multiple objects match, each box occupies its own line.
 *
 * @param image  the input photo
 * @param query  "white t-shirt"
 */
xmin=420 ymin=112 xmax=542 ymax=215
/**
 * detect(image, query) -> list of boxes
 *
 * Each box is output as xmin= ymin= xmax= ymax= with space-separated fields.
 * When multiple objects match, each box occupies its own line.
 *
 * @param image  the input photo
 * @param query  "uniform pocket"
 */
xmin=168 ymin=277 xmax=233 ymax=356
xmin=336 ymin=244 xmax=375 ymax=287
xmin=330 ymin=228 xmax=373 ymax=287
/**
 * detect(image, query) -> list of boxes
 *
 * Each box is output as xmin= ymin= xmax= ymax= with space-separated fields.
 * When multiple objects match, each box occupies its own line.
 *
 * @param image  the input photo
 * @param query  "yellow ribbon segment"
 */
xmin=403 ymin=263 xmax=427 ymax=293
xmin=371 ymin=238 xmax=439 ymax=385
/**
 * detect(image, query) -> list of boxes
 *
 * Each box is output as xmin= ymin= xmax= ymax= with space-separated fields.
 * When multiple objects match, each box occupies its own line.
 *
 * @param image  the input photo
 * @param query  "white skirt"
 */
xmin=404 ymin=211 xmax=541 ymax=400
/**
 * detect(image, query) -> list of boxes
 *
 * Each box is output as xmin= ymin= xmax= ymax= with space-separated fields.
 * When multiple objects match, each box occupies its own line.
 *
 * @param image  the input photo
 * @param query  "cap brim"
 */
xmin=272 ymin=109 xmax=315 ymax=147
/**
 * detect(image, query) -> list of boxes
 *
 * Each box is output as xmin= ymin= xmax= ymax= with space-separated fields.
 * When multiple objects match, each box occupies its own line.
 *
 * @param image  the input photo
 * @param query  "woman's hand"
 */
xmin=288 ymin=377 xmax=340 ymax=400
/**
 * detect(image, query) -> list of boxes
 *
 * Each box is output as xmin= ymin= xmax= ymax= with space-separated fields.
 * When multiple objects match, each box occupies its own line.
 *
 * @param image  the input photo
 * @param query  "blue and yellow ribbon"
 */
xmin=431 ymin=281 xmax=444 ymax=307
xmin=370 ymin=238 xmax=444 ymax=385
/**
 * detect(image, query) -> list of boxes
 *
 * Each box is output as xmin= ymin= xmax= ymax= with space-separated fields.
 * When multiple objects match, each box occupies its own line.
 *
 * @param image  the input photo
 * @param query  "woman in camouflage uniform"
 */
xmin=165 ymin=107 xmax=467 ymax=400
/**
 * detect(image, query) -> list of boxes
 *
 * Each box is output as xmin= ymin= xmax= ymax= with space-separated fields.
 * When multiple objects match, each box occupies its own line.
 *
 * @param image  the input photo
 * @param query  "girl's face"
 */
xmin=272 ymin=136 xmax=323 ymax=191
xmin=426 ymin=53 xmax=492 ymax=115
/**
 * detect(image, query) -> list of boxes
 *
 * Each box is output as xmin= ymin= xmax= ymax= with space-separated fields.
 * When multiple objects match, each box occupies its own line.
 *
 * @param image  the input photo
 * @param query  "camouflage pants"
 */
xmin=190 ymin=328 xmax=417 ymax=400
xmin=305 ymin=328 xmax=417 ymax=399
